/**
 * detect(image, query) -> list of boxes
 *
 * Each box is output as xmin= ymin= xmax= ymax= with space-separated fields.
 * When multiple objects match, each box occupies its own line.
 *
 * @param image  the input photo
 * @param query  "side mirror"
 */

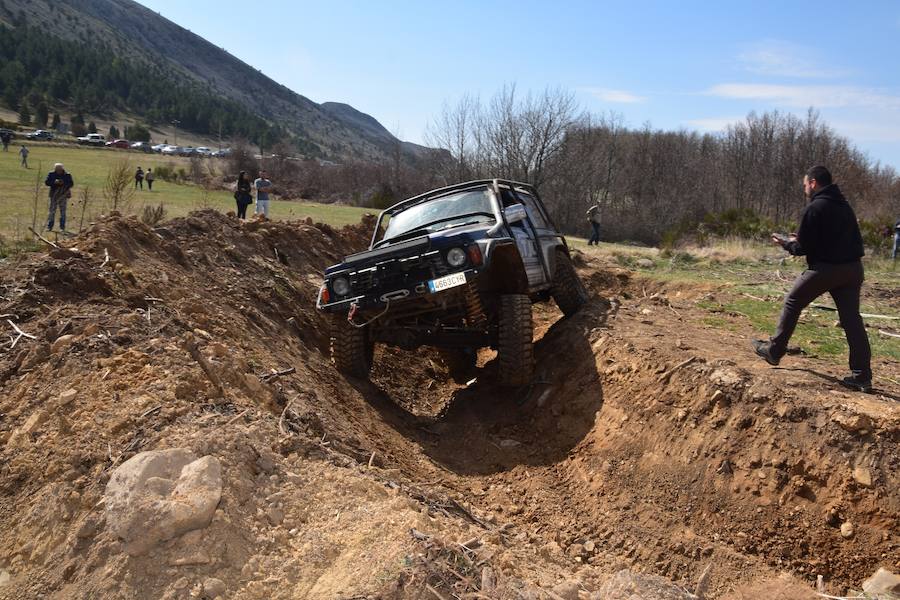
xmin=504 ymin=203 xmax=528 ymax=224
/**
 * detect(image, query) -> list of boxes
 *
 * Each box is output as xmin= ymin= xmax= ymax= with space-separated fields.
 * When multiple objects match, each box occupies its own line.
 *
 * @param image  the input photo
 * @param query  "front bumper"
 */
xmin=316 ymin=268 xmax=479 ymax=314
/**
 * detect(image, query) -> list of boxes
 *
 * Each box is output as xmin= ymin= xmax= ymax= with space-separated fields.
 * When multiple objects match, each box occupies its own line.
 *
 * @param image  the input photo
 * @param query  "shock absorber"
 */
xmin=464 ymin=283 xmax=487 ymax=329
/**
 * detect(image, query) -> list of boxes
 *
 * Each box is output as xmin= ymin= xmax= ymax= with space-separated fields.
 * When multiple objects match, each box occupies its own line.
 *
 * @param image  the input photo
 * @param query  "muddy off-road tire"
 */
xmin=331 ymin=319 xmax=374 ymax=379
xmin=497 ymin=294 xmax=534 ymax=387
xmin=551 ymin=251 xmax=587 ymax=317
xmin=439 ymin=349 xmax=477 ymax=384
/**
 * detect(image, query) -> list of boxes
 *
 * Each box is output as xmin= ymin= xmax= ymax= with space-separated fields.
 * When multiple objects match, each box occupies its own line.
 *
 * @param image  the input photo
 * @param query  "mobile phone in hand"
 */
xmin=773 ymin=233 xmax=790 ymax=245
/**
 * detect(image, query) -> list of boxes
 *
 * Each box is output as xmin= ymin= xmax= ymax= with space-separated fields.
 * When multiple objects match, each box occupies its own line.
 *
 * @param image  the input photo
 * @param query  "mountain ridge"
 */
xmin=0 ymin=0 xmax=431 ymax=162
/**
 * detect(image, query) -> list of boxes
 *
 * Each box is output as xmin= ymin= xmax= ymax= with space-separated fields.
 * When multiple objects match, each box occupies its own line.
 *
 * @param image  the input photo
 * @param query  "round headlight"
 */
xmin=446 ymin=247 xmax=466 ymax=267
xmin=332 ymin=277 xmax=351 ymax=296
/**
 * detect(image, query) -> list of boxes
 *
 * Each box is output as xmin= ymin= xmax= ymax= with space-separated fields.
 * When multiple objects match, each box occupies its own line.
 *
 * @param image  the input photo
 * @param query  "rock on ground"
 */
xmin=863 ymin=568 xmax=900 ymax=597
xmin=105 ymin=448 xmax=222 ymax=555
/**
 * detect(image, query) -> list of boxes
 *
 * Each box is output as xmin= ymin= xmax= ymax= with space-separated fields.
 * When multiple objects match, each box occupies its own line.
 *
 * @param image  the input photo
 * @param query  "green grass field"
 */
xmin=584 ymin=239 xmax=900 ymax=371
xmin=0 ymin=143 xmax=371 ymax=241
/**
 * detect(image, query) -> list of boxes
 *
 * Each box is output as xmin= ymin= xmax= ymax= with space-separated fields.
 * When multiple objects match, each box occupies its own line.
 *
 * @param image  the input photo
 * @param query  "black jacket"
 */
xmin=45 ymin=171 xmax=74 ymax=198
xmin=782 ymin=184 xmax=864 ymax=266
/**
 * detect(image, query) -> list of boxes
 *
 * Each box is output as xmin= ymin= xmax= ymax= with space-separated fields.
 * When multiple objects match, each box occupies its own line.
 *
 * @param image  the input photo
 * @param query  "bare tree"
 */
xmin=103 ymin=159 xmax=135 ymax=212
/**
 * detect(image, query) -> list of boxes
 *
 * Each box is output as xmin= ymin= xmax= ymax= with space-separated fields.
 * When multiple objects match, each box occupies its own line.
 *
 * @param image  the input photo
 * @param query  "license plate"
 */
xmin=428 ymin=272 xmax=467 ymax=293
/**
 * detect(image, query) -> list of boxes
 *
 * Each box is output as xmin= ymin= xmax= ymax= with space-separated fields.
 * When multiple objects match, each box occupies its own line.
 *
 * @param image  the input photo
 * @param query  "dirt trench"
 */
xmin=0 ymin=211 xmax=896 ymax=599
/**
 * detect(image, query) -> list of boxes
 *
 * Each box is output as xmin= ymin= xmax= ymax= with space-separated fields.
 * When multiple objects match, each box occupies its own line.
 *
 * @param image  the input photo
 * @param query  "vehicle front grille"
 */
xmin=349 ymin=250 xmax=453 ymax=295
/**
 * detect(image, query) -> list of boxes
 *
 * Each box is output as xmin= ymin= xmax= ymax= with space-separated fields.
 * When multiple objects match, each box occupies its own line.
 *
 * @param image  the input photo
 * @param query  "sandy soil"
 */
xmin=0 ymin=210 xmax=896 ymax=599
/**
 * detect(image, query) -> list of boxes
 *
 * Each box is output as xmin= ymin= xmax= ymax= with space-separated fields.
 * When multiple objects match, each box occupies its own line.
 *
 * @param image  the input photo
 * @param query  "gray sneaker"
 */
xmin=839 ymin=375 xmax=872 ymax=393
xmin=752 ymin=340 xmax=780 ymax=366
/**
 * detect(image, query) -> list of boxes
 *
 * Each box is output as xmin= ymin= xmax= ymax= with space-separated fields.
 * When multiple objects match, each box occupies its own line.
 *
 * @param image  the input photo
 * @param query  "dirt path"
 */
xmin=0 ymin=212 xmax=896 ymax=599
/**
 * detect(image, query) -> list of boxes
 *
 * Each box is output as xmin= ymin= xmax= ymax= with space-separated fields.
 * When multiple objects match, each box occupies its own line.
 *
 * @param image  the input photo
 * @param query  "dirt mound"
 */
xmin=0 ymin=211 xmax=897 ymax=599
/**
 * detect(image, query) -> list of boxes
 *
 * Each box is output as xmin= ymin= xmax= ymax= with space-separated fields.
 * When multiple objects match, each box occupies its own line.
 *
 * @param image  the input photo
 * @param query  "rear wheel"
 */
xmin=439 ymin=348 xmax=477 ymax=384
xmin=551 ymin=251 xmax=587 ymax=317
xmin=497 ymin=294 xmax=534 ymax=387
xmin=331 ymin=318 xmax=373 ymax=379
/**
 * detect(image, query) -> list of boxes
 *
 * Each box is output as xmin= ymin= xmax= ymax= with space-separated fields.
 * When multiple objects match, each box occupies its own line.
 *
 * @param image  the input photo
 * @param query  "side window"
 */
xmin=515 ymin=191 xmax=550 ymax=229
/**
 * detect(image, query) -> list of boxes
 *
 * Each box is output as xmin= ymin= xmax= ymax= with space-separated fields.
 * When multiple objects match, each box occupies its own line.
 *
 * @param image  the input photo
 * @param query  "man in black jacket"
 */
xmin=753 ymin=166 xmax=872 ymax=392
xmin=45 ymin=163 xmax=74 ymax=232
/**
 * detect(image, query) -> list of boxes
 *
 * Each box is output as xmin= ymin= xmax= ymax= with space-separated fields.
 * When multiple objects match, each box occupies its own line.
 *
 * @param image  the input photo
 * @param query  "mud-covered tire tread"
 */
xmin=551 ymin=251 xmax=587 ymax=317
xmin=439 ymin=349 xmax=477 ymax=384
xmin=331 ymin=319 xmax=373 ymax=379
xmin=497 ymin=294 xmax=534 ymax=387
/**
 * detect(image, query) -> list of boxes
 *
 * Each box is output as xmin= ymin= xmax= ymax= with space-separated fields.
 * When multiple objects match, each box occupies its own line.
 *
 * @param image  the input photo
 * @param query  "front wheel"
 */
xmin=331 ymin=318 xmax=373 ymax=379
xmin=551 ymin=251 xmax=587 ymax=317
xmin=497 ymin=294 xmax=534 ymax=387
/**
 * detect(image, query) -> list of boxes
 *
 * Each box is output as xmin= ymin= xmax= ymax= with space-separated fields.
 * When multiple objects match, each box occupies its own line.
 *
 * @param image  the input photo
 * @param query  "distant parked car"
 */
xmin=161 ymin=145 xmax=183 ymax=156
xmin=180 ymin=146 xmax=196 ymax=157
xmin=212 ymin=148 xmax=232 ymax=158
xmin=105 ymin=139 xmax=130 ymax=149
xmin=151 ymin=143 xmax=169 ymax=153
xmin=77 ymin=133 xmax=106 ymax=146
xmin=26 ymin=129 xmax=55 ymax=140
xmin=195 ymin=146 xmax=213 ymax=157
xmin=130 ymin=141 xmax=152 ymax=152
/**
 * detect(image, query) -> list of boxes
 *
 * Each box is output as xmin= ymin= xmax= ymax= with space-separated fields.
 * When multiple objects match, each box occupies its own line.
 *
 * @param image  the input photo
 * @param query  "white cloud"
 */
xmin=585 ymin=88 xmax=647 ymax=104
xmin=707 ymin=83 xmax=900 ymax=110
xmin=828 ymin=119 xmax=900 ymax=143
xmin=737 ymin=39 xmax=843 ymax=78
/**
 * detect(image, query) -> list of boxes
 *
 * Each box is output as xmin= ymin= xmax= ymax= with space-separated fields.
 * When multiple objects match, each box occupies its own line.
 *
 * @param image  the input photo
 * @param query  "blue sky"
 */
xmin=138 ymin=0 xmax=900 ymax=168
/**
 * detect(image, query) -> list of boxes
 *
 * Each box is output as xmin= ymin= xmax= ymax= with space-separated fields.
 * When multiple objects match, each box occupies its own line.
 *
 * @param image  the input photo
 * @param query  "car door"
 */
xmin=514 ymin=190 xmax=558 ymax=283
xmin=501 ymin=189 xmax=544 ymax=287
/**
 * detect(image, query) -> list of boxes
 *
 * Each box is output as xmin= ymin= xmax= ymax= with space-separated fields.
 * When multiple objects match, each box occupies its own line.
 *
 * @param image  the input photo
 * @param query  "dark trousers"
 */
xmin=47 ymin=194 xmax=68 ymax=231
xmin=771 ymin=261 xmax=871 ymax=378
xmin=135 ymin=178 xmax=143 ymax=189
xmin=147 ymin=179 xmax=153 ymax=191
xmin=236 ymin=200 xmax=250 ymax=219
xmin=588 ymin=222 xmax=601 ymax=245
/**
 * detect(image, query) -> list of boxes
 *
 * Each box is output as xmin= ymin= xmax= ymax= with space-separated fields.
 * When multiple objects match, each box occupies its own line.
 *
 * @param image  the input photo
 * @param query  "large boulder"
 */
xmin=105 ymin=448 xmax=222 ymax=555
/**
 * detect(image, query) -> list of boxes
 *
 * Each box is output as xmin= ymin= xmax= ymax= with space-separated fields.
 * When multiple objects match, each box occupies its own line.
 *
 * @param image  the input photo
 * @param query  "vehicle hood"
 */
xmin=324 ymin=221 xmax=492 ymax=276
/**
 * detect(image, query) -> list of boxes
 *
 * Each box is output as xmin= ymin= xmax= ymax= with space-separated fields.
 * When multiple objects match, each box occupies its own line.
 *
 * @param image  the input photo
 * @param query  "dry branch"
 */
xmin=28 ymin=227 xmax=60 ymax=249
xmin=182 ymin=334 xmax=225 ymax=398
xmin=260 ymin=366 xmax=296 ymax=382
xmin=658 ymin=356 xmax=699 ymax=384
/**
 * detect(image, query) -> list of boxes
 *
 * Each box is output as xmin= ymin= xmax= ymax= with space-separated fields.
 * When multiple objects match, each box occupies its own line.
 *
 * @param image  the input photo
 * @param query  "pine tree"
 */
xmin=35 ymin=102 xmax=49 ymax=127
xmin=18 ymin=102 xmax=31 ymax=125
xmin=51 ymin=113 xmax=61 ymax=129
xmin=88 ymin=121 xmax=97 ymax=134
xmin=109 ymin=125 xmax=120 ymax=139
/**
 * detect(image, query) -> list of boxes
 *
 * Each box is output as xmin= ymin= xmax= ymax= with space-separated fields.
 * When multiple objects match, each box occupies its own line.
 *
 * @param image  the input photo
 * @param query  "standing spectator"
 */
xmin=44 ymin=163 xmax=74 ymax=232
xmin=134 ymin=166 xmax=144 ymax=190
xmin=19 ymin=144 xmax=29 ymax=168
xmin=892 ymin=216 xmax=900 ymax=260
xmin=145 ymin=168 xmax=154 ymax=191
xmin=586 ymin=201 xmax=602 ymax=245
xmin=1 ymin=130 xmax=10 ymax=151
xmin=254 ymin=170 xmax=273 ymax=218
xmin=234 ymin=171 xmax=253 ymax=220
xmin=753 ymin=166 xmax=872 ymax=392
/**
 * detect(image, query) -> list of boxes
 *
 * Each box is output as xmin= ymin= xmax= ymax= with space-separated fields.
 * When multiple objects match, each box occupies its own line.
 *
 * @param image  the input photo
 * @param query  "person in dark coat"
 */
xmin=45 ymin=163 xmax=74 ymax=232
xmin=753 ymin=166 xmax=872 ymax=392
xmin=234 ymin=171 xmax=253 ymax=219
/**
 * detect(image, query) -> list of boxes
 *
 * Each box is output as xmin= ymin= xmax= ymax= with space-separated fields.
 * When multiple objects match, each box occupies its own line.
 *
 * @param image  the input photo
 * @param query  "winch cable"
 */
xmin=347 ymin=299 xmax=391 ymax=328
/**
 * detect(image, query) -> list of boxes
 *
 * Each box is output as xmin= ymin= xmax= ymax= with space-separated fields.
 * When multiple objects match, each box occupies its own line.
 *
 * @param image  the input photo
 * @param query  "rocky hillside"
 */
xmin=0 ymin=0 xmax=431 ymax=162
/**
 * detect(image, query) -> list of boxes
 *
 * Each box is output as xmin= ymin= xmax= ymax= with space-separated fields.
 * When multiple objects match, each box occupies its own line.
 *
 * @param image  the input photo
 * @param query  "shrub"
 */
xmin=140 ymin=203 xmax=167 ymax=226
xmin=152 ymin=164 xmax=178 ymax=183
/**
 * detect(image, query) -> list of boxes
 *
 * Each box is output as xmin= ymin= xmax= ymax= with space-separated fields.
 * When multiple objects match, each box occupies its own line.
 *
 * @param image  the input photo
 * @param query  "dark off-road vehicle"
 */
xmin=317 ymin=179 xmax=587 ymax=386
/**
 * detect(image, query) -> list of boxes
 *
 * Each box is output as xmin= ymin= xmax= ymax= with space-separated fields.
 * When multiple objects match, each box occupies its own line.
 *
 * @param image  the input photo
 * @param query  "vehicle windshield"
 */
xmin=382 ymin=189 xmax=495 ymax=241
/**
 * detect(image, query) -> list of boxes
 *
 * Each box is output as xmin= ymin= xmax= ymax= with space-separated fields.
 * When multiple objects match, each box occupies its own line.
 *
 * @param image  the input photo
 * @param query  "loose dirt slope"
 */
xmin=0 ymin=211 xmax=896 ymax=599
